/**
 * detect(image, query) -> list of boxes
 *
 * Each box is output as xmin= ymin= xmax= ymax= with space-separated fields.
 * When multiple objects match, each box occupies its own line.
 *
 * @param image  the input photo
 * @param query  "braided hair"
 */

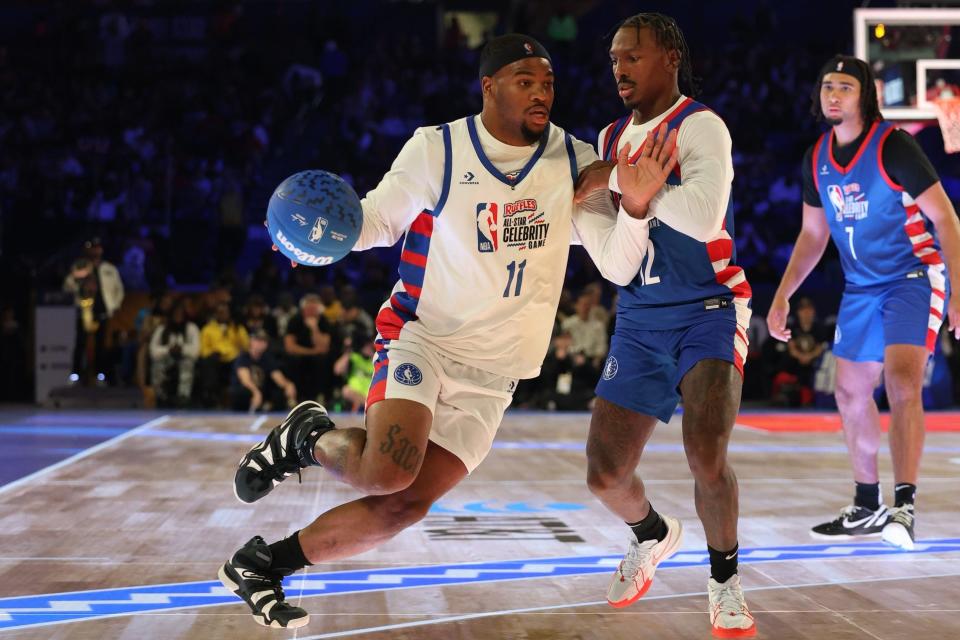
xmin=610 ymin=13 xmax=699 ymax=97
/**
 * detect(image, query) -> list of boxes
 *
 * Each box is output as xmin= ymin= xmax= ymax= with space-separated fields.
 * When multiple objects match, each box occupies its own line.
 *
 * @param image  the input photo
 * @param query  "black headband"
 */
xmin=478 ymin=34 xmax=552 ymax=80
xmin=818 ymin=55 xmax=867 ymax=87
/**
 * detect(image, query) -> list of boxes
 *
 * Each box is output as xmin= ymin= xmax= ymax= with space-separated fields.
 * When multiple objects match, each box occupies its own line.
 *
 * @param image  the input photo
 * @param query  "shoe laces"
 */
xmin=712 ymin=578 xmax=747 ymax=615
xmin=619 ymin=538 xmax=657 ymax=580
xmin=836 ymin=504 xmax=875 ymax=522
xmin=889 ymin=504 xmax=914 ymax=527
xmin=247 ymin=570 xmax=289 ymax=605
xmin=263 ymin=428 xmax=304 ymax=484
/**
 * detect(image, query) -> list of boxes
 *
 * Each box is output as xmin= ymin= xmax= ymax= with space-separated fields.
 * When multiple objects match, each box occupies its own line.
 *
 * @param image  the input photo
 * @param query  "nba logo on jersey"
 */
xmin=393 ymin=363 xmax=423 ymax=386
xmin=602 ymin=356 xmax=619 ymax=380
xmin=827 ymin=185 xmax=845 ymax=221
xmin=308 ymin=216 xmax=329 ymax=243
xmin=476 ymin=203 xmax=499 ymax=253
xmin=828 ymin=183 xmax=870 ymax=222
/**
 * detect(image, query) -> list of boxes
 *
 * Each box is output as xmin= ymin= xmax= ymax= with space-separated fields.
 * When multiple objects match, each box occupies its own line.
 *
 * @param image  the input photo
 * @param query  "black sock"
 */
xmin=894 ymin=483 xmax=916 ymax=507
xmin=627 ymin=504 xmax=667 ymax=543
xmin=854 ymin=482 xmax=881 ymax=511
xmin=268 ymin=531 xmax=311 ymax=574
xmin=303 ymin=415 xmax=335 ymax=466
xmin=708 ymin=543 xmax=739 ymax=584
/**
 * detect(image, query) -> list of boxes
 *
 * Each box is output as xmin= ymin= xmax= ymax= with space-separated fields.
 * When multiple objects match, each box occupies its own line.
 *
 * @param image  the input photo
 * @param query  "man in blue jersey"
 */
xmin=574 ymin=13 xmax=755 ymax=638
xmin=768 ymin=55 xmax=960 ymax=551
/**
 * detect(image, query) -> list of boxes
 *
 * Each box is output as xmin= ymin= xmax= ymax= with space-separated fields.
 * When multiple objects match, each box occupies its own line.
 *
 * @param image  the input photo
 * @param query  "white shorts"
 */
xmin=364 ymin=338 xmax=518 ymax=473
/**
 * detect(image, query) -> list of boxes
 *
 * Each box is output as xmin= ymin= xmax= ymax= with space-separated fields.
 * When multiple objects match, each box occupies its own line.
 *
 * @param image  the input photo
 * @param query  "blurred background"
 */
xmin=2 ymin=0 xmax=959 ymax=412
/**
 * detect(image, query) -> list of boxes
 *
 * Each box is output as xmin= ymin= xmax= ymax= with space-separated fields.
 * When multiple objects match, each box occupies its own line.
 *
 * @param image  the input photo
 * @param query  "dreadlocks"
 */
xmin=810 ymin=55 xmax=883 ymax=124
xmin=610 ymin=13 xmax=699 ymax=97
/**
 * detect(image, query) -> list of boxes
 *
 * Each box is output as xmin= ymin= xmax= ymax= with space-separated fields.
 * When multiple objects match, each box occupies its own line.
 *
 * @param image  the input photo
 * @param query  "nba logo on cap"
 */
xmin=836 ymin=61 xmax=844 ymax=72
xmin=524 ymin=42 xmax=533 ymax=54
xmin=308 ymin=216 xmax=329 ymax=243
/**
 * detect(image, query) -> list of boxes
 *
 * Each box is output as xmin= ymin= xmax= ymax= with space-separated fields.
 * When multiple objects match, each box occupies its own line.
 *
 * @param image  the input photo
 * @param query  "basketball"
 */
xmin=266 ymin=170 xmax=363 ymax=266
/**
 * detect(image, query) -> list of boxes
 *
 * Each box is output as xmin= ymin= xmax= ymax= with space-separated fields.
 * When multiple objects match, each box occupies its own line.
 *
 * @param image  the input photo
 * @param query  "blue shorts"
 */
xmin=833 ymin=266 xmax=948 ymax=362
xmin=595 ymin=309 xmax=749 ymax=423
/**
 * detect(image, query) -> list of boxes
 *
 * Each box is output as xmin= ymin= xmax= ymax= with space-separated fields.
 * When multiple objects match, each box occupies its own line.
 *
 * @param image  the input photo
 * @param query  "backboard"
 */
xmin=854 ymin=8 xmax=960 ymax=122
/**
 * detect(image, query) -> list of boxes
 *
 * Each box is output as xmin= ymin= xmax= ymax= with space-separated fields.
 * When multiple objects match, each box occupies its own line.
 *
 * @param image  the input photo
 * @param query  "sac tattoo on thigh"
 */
xmin=379 ymin=424 xmax=422 ymax=472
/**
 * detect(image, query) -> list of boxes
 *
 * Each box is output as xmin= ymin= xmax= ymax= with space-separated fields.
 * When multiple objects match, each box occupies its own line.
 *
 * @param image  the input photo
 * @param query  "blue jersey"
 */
xmin=813 ymin=121 xmax=944 ymax=289
xmin=600 ymin=98 xmax=751 ymax=345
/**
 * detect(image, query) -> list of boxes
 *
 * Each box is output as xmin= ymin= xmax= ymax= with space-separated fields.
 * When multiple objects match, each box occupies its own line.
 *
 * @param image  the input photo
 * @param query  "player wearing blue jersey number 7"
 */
xmin=574 ymin=13 xmax=756 ymax=638
xmin=217 ymin=34 xmax=678 ymax=630
xmin=768 ymin=55 xmax=960 ymax=553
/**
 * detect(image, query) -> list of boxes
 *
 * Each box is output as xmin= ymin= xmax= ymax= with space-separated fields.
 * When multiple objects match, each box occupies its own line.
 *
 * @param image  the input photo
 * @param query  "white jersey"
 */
xmin=355 ymin=115 xmax=649 ymax=378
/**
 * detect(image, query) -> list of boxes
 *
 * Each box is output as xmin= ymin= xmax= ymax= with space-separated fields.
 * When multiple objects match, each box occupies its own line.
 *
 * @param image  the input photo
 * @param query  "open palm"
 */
xmin=618 ymin=122 xmax=679 ymax=218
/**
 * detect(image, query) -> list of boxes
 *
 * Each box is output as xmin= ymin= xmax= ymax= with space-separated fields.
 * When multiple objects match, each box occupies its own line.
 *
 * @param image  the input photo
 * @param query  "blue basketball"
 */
xmin=266 ymin=170 xmax=363 ymax=266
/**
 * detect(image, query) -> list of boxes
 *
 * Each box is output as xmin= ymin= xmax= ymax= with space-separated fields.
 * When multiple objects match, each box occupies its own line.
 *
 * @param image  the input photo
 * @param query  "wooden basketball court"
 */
xmin=1 ymin=409 xmax=959 ymax=639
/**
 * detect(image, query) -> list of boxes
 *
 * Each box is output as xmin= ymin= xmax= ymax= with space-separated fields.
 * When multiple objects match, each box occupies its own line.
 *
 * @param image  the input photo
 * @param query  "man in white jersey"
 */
xmin=217 ymin=34 xmax=679 ymax=629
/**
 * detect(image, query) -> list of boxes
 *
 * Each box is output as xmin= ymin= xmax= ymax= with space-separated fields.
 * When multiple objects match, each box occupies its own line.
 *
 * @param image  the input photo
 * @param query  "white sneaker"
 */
xmin=606 ymin=514 xmax=682 ymax=607
xmin=881 ymin=504 xmax=916 ymax=551
xmin=708 ymin=574 xmax=756 ymax=638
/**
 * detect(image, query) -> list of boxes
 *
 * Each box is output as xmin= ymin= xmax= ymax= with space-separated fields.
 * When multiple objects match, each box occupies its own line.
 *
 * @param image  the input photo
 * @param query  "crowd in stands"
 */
xmin=2 ymin=0 xmax=960 ymax=408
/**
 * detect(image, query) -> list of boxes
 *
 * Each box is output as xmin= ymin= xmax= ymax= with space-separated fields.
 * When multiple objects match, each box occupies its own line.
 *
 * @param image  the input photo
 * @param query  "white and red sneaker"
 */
xmin=606 ymin=514 xmax=682 ymax=607
xmin=708 ymin=574 xmax=756 ymax=638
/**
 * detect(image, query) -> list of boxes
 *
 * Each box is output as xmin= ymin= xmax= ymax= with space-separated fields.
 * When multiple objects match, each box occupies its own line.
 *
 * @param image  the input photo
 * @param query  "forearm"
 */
xmin=573 ymin=192 xmax=650 ymax=286
xmin=285 ymin=343 xmax=316 ymax=356
xmin=775 ymin=230 xmax=830 ymax=300
xmin=933 ymin=214 xmax=960 ymax=286
xmin=270 ymin=371 xmax=292 ymax=389
xmin=646 ymin=180 xmax=727 ymax=242
xmin=238 ymin=370 xmax=259 ymax=394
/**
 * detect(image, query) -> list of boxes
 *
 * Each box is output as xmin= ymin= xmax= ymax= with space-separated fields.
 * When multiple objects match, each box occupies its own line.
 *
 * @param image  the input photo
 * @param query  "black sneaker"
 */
xmin=881 ymin=504 xmax=915 ymax=550
xmin=218 ymin=536 xmax=309 ymax=629
xmin=810 ymin=504 xmax=889 ymax=540
xmin=234 ymin=401 xmax=335 ymax=504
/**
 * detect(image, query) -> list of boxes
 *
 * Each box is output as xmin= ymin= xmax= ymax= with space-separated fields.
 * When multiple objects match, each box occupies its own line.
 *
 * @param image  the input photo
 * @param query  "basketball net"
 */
xmin=932 ymin=96 xmax=960 ymax=154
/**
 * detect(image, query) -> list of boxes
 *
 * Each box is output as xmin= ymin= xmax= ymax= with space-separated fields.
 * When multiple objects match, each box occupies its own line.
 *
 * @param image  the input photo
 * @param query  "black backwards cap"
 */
xmin=817 ymin=55 xmax=868 ymax=87
xmin=478 ymin=34 xmax=552 ymax=80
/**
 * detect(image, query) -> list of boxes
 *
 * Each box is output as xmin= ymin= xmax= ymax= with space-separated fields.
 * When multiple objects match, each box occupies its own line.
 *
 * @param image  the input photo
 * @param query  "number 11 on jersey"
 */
xmin=503 ymin=259 xmax=527 ymax=297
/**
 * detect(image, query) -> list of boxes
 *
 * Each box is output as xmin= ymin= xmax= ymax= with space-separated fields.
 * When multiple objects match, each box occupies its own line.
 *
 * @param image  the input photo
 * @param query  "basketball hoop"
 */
xmin=932 ymin=96 xmax=960 ymax=154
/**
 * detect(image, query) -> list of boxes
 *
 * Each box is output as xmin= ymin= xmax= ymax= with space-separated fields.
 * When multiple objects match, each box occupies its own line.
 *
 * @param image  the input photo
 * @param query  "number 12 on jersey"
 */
xmin=503 ymin=259 xmax=527 ymax=297
xmin=639 ymin=240 xmax=660 ymax=286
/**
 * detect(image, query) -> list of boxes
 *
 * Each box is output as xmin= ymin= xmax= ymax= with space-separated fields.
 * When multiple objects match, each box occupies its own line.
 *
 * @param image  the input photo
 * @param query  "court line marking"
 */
xmin=130 ymin=429 xmax=960 ymax=455
xmin=0 ymin=415 xmax=168 ymax=497
xmin=292 ymin=453 xmax=334 ymax=640
xmin=293 ymin=571 xmax=960 ymax=639
xmin=2 ymin=540 xmax=959 ymax=631
xmin=249 ymin=415 xmax=268 ymax=432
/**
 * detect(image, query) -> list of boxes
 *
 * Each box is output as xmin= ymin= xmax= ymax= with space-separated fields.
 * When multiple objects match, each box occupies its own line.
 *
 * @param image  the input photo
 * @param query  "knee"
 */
xmin=372 ymin=492 xmax=433 ymax=533
xmin=683 ymin=437 xmax=727 ymax=484
xmin=884 ymin=370 xmax=922 ymax=407
xmin=586 ymin=450 xmax=633 ymax=496
xmin=834 ymin=379 xmax=866 ymax=411
xmin=362 ymin=468 xmax=417 ymax=496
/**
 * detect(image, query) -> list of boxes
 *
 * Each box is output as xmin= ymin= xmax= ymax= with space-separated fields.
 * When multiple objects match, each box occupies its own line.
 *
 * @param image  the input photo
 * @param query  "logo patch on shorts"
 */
xmin=834 ymin=325 xmax=842 ymax=344
xmin=394 ymin=363 xmax=423 ymax=386
xmin=602 ymin=356 xmax=619 ymax=380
